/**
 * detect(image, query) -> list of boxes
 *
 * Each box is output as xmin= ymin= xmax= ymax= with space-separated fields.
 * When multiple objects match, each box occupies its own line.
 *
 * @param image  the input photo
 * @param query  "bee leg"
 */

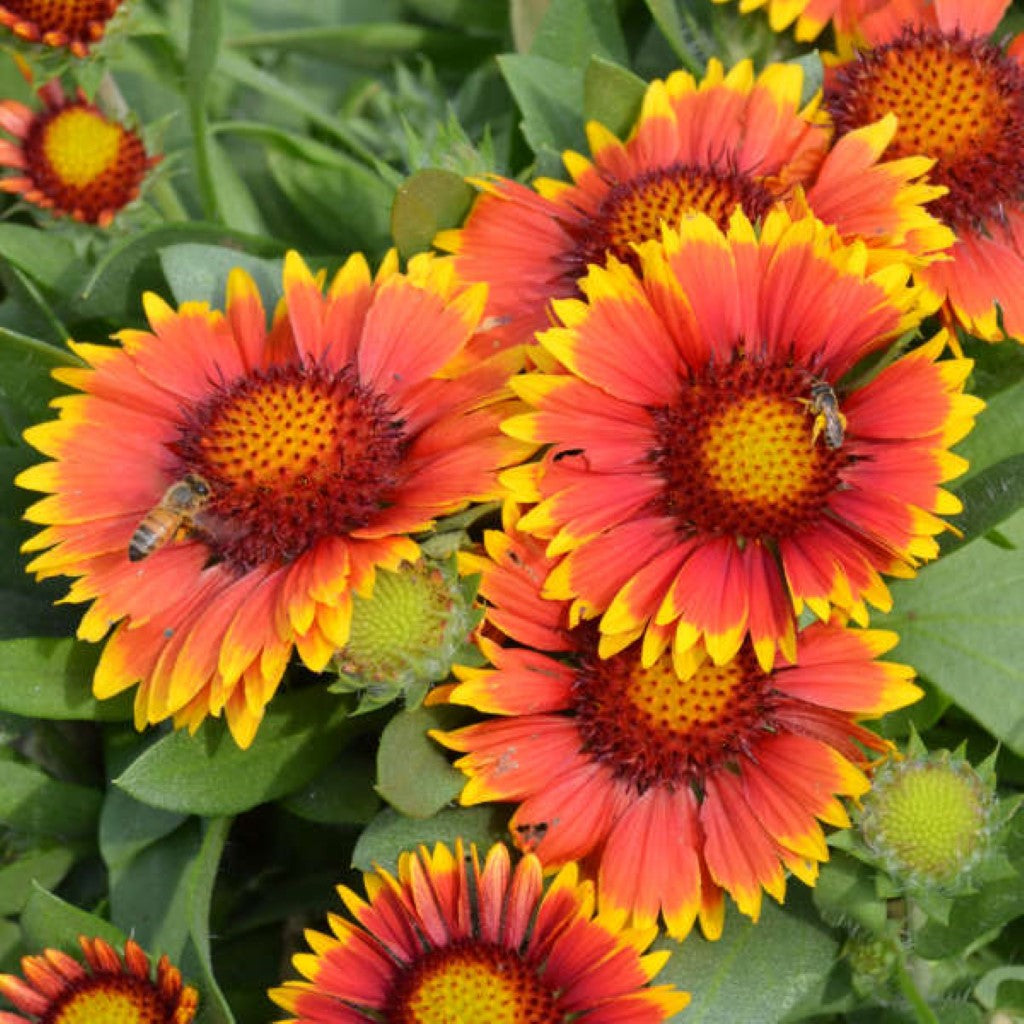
xmin=810 ymin=411 xmax=826 ymax=446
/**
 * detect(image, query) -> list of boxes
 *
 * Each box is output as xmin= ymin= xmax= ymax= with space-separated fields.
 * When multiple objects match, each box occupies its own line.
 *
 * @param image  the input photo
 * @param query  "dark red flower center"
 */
xmin=650 ymin=356 xmax=848 ymax=542
xmin=572 ymin=637 xmax=775 ymax=792
xmin=0 ymin=0 xmax=122 ymax=44
xmin=44 ymin=973 xmax=177 ymax=1024
xmin=563 ymin=162 xmax=776 ymax=278
xmin=825 ymin=27 xmax=1024 ymax=232
xmin=386 ymin=941 xmax=561 ymax=1024
xmin=172 ymin=362 xmax=406 ymax=573
xmin=21 ymin=102 xmax=150 ymax=223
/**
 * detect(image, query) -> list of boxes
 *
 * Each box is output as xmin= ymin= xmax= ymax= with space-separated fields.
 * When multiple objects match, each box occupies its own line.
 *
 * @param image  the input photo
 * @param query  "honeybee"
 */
xmin=806 ymin=378 xmax=846 ymax=449
xmin=129 ymin=474 xmax=212 ymax=562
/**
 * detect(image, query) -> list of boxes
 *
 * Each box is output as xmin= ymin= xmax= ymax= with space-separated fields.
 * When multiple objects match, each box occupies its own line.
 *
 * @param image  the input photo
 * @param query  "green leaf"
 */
xmin=402 ymin=0 xmax=508 ymax=32
xmin=943 ymin=454 xmax=1024 ymax=554
xmin=391 ymin=169 xmax=475 ymax=258
xmin=99 ymin=786 xmax=188 ymax=872
xmin=159 ymin=245 xmax=282 ymax=309
xmin=267 ymin=149 xmax=394 ymax=255
xmin=0 ymin=761 xmax=101 ymax=839
xmin=812 ymin=850 xmax=887 ymax=935
xmin=583 ymin=56 xmax=646 ymax=137
xmin=641 ymin=0 xmax=705 ymax=72
xmin=20 ymin=885 xmax=125 ymax=952
xmin=954 ymin=378 xmax=1024 ymax=484
xmin=0 ymin=918 xmax=20 ymax=970
xmin=0 ymin=638 xmax=132 ymax=721
xmin=0 ymin=328 xmax=78 ymax=445
xmin=182 ymin=818 xmax=236 ymax=1024
xmin=0 ymin=224 xmax=78 ymax=295
xmin=877 ymin=510 xmax=1024 ymax=756
xmin=280 ymin=754 xmax=380 ymax=825
xmin=655 ymin=887 xmax=838 ymax=1024
xmin=0 ymin=847 xmax=75 ymax=916
xmin=498 ymin=53 xmax=587 ymax=156
xmin=976 ymin=966 xmax=1024 ymax=1012
xmin=115 ymin=688 xmax=355 ymax=815
xmin=228 ymin=23 xmax=500 ymax=70
xmin=109 ymin=819 xmax=202 ymax=959
xmin=529 ymin=0 xmax=628 ymax=68
xmin=352 ymin=804 xmax=510 ymax=873
xmin=376 ymin=706 xmax=465 ymax=818
xmin=187 ymin=0 xmax=225 ymax=222
xmin=78 ymin=223 xmax=284 ymax=322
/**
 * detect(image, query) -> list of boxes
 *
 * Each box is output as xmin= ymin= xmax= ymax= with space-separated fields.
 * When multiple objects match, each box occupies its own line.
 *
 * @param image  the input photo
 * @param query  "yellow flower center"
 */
xmin=42 ymin=107 xmax=122 ymax=187
xmin=573 ymin=638 xmax=772 ymax=790
xmin=175 ymin=363 xmax=406 ymax=572
xmin=390 ymin=944 xmax=560 ymax=1024
xmin=652 ymin=359 xmax=846 ymax=541
xmin=20 ymin=99 xmax=151 ymax=224
xmin=701 ymin=393 xmax=818 ymax=507
xmin=826 ymin=27 xmax=1024 ymax=230
xmin=53 ymin=977 xmax=169 ymax=1024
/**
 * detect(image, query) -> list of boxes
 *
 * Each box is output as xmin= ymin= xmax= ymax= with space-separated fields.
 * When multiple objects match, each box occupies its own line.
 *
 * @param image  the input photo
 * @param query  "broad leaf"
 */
xmin=115 ymin=688 xmax=355 ymax=815
xmin=498 ymin=54 xmax=587 ymax=156
xmin=878 ymin=511 xmax=1024 ymax=756
xmin=656 ymin=887 xmax=838 ymax=1023
xmin=376 ymin=706 xmax=466 ymax=818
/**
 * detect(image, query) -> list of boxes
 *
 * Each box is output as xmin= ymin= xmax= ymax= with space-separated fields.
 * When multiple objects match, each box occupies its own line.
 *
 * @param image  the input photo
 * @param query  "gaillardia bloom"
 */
xmin=0 ymin=935 xmax=197 ymax=1024
xmin=501 ymin=207 xmax=981 ymax=671
xmin=824 ymin=0 xmax=1024 ymax=342
xmin=0 ymin=0 xmax=124 ymax=56
xmin=711 ymin=0 xmax=889 ymax=41
xmin=0 ymin=79 xmax=157 ymax=226
xmin=432 ymin=505 xmax=922 ymax=938
xmin=18 ymin=251 xmax=530 ymax=747
xmin=269 ymin=840 xmax=689 ymax=1024
xmin=437 ymin=58 xmax=952 ymax=353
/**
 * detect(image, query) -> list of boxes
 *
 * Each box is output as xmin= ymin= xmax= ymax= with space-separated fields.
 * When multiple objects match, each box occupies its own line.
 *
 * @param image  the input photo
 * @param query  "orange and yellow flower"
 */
xmin=501 ymin=206 xmax=980 ymax=671
xmin=432 ymin=504 xmax=922 ymax=938
xmin=18 ymin=251 xmax=530 ymax=748
xmin=0 ymin=0 xmax=125 ymax=56
xmin=269 ymin=840 xmax=689 ymax=1024
xmin=437 ymin=58 xmax=952 ymax=355
xmin=825 ymin=0 xmax=1024 ymax=343
xmin=0 ymin=935 xmax=197 ymax=1024
xmin=0 ymin=79 xmax=157 ymax=226
xmin=712 ymin=0 xmax=890 ymax=41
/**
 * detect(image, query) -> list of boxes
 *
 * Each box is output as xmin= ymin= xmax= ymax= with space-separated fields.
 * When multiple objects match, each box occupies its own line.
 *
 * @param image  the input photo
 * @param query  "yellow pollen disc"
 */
xmin=42 ymin=108 xmax=122 ymax=188
xmin=702 ymin=394 xmax=818 ymax=507
xmin=855 ymin=47 xmax=1009 ymax=166
xmin=626 ymin=655 xmax=745 ymax=734
xmin=201 ymin=381 xmax=342 ymax=488
xmin=397 ymin=947 xmax=558 ymax=1024
xmin=55 ymin=982 xmax=163 ymax=1024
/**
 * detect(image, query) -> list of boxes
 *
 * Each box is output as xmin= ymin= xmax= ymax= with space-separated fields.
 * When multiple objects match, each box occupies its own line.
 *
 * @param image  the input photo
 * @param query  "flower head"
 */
xmin=18 ymin=251 xmax=530 ymax=747
xmin=0 ymin=0 xmax=125 ymax=56
xmin=0 ymin=935 xmax=197 ymax=1024
xmin=824 ymin=0 xmax=1024 ymax=343
xmin=502 ymin=206 xmax=980 ymax=671
xmin=269 ymin=840 xmax=689 ymax=1024
xmin=711 ymin=0 xmax=890 ymax=41
xmin=860 ymin=750 xmax=996 ymax=890
xmin=433 ymin=505 xmax=922 ymax=938
xmin=437 ymin=58 xmax=952 ymax=354
xmin=0 ymin=79 xmax=157 ymax=226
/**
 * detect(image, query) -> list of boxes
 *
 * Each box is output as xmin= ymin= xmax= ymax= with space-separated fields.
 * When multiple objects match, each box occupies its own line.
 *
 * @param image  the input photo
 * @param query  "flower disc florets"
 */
xmin=860 ymin=752 xmax=995 ymax=891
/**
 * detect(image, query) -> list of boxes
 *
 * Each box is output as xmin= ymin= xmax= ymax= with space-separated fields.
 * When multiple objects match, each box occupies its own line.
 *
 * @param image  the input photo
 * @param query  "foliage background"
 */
xmin=0 ymin=1 xmax=1021 ymax=1022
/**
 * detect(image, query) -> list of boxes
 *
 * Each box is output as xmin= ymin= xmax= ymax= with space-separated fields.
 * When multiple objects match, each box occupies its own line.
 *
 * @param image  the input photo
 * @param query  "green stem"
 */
xmin=892 ymin=955 xmax=940 ymax=1024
